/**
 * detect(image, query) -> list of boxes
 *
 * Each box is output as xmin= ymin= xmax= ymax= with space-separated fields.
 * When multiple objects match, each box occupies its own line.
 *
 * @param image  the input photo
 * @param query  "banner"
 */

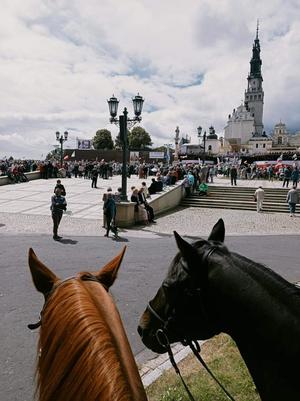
xmin=77 ymin=139 xmax=92 ymax=149
xmin=149 ymin=151 xmax=164 ymax=159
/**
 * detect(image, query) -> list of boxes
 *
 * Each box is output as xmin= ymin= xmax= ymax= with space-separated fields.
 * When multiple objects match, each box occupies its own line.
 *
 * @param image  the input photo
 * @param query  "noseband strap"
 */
xmin=147 ymin=303 xmax=166 ymax=325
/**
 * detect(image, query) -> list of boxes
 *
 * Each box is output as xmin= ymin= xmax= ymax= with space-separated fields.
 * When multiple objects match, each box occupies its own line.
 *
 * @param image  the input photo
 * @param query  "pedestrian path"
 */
xmin=0 ymin=175 xmax=299 ymax=237
xmin=0 ymin=175 xmax=157 ymax=219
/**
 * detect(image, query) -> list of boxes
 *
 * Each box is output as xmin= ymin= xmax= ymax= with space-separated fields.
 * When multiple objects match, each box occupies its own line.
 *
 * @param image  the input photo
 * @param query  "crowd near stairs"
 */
xmin=181 ymin=185 xmax=295 ymax=214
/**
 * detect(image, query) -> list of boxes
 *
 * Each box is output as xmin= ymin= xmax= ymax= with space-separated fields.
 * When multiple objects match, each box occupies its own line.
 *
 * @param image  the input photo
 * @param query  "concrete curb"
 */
xmin=138 ymin=343 xmax=193 ymax=387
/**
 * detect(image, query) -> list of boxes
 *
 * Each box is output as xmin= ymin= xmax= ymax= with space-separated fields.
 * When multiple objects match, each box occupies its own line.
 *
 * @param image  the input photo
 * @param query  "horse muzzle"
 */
xmin=137 ymin=324 xmax=167 ymax=354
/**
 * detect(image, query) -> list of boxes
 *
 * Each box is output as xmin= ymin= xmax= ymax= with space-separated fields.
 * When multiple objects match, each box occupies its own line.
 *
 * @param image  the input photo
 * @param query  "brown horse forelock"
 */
xmin=37 ymin=276 xmax=146 ymax=401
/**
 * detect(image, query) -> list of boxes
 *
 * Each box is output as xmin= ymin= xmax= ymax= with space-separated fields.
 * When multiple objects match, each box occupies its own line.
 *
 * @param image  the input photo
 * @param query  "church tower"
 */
xmin=244 ymin=21 xmax=264 ymax=135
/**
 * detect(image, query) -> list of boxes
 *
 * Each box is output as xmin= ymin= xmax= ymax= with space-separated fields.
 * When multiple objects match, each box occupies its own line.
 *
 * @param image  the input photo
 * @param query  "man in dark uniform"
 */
xmin=51 ymin=188 xmax=67 ymax=240
xmin=91 ymin=167 xmax=98 ymax=188
xmin=54 ymin=179 xmax=66 ymax=196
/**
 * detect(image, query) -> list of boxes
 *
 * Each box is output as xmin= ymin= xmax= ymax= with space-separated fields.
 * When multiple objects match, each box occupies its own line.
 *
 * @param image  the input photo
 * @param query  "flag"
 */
xmin=292 ymin=154 xmax=297 ymax=160
xmin=71 ymin=151 xmax=75 ymax=158
xmin=277 ymin=154 xmax=283 ymax=162
xmin=64 ymin=155 xmax=69 ymax=160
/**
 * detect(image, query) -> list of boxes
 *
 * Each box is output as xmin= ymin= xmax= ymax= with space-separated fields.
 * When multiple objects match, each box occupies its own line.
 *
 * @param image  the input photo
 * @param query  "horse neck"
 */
xmin=38 ymin=280 xmax=147 ymax=401
xmin=208 ymin=255 xmax=300 ymax=400
xmin=87 ymin=282 xmax=147 ymax=401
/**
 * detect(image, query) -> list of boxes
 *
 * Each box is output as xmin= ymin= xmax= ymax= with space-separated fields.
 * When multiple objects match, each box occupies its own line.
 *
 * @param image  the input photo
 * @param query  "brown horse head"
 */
xmin=28 ymin=246 xmax=126 ymax=296
xmin=28 ymin=247 xmax=147 ymax=401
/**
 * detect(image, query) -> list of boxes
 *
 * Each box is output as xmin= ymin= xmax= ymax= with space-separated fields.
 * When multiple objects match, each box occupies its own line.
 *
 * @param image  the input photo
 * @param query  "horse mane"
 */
xmin=36 ymin=276 xmax=133 ymax=401
xmin=230 ymin=252 xmax=300 ymax=310
xmin=191 ymin=238 xmax=300 ymax=313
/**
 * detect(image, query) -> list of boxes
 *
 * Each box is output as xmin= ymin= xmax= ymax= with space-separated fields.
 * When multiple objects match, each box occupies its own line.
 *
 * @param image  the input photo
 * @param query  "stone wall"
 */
xmin=115 ymin=182 xmax=185 ymax=227
xmin=0 ymin=171 xmax=41 ymax=186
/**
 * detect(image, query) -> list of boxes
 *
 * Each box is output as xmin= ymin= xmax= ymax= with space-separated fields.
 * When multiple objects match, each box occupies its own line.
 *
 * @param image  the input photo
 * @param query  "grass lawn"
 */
xmin=145 ymin=334 xmax=260 ymax=401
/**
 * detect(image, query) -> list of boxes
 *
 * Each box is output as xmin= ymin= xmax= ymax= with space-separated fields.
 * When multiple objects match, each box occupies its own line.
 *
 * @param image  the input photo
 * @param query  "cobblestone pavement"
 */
xmin=1 ymin=174 xmax=300 ymax=387
xmin=0 ymin=175 xmax=299 ymax=237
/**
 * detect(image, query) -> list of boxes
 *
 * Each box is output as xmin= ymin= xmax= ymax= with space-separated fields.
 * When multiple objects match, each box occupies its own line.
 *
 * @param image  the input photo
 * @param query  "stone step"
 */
xmin=207 ymin=186 xmax=289 ymax=193
xmin=181 ymin=199 xmax=294 ymax=213
xmin=181 ymin=184 xmax=297 ymax=214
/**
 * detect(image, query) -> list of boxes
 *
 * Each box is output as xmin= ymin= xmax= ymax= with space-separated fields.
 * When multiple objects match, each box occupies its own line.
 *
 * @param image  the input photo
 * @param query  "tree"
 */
xmin=93 ymin=129 xmax=114 ymax=150
xmin=46 ymin=148 xmax=60 ymax=161
xmin=128 ymin=126 xmax=152 ymax=150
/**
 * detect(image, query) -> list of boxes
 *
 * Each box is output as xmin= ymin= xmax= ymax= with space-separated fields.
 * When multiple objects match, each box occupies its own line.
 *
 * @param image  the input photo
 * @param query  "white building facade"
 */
xmin=224 ymin=25 xmax=265 ymax=154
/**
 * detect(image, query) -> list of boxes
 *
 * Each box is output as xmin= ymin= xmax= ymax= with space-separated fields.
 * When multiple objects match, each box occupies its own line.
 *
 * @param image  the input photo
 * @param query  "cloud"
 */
xmin=0 ymin=0 xmax=300 ymax=158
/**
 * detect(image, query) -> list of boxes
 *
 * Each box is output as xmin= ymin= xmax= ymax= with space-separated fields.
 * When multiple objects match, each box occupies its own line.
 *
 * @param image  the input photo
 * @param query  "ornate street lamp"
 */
xmin=56 ymin=131 xmax=68 ymax=167
xmin=107 ymin=93 xmax=144 ymax=201
xmin=197 ymin=126 xmax=206 ymax=164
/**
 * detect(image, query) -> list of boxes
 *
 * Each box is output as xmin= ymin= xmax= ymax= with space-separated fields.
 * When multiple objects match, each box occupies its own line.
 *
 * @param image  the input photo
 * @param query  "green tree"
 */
xmin=46 ymin=148 xmax=60 ymax=161
xmin=128 ymin=126 xmax=152 ymax=150
xmin=93 ymin=129 xmax=114 ymax=150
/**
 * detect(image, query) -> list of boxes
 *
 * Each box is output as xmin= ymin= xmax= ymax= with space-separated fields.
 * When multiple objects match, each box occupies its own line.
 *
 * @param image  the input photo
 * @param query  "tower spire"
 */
xmin=249 ymin=21 xmax=262 ymax=79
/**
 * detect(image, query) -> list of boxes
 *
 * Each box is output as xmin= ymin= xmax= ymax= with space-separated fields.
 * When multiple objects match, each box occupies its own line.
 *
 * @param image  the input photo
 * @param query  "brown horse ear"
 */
xmin=95 ymin=246 xmax=126 ymax=289
xmin=207 ymin=219 xmax=225 ymax=242
xmin=173 ymin=231 xmax=199 ymax=269
xmin=28 ymin=248 xmax=59 ymax=295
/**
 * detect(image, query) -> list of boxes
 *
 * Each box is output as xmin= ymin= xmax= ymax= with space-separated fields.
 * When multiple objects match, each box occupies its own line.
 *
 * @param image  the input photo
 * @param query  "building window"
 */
xmin=278 ymin=137 xmax=282 ymax=145
xmin=208 ymin=145 xmax=212 ymax=151
xmin=263 ymin=143 xmax=266 ymax=148
xmin=256 ymin=144 xmax=258 ymax=148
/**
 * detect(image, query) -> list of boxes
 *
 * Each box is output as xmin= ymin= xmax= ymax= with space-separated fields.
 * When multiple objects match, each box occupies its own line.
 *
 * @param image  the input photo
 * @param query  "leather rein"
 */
xmin=146 ymin=246 xmax=236 ymax=401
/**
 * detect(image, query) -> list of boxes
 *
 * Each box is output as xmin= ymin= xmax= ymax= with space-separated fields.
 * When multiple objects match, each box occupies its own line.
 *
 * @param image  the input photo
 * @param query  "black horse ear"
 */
xmin=174 ymin=231 xmax=199 ymax=268
xmin=208 ymin=219 xmax=225 ymax=242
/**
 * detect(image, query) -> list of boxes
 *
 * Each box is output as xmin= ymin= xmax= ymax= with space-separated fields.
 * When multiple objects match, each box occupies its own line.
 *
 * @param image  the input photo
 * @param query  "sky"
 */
xmin=0 ymin=0 xmax=300 ymax=159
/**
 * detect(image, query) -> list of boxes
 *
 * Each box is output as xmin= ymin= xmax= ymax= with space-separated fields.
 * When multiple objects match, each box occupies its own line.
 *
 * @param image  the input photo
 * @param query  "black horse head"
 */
xmin=138 ymin=218 xmax=228 ymax=353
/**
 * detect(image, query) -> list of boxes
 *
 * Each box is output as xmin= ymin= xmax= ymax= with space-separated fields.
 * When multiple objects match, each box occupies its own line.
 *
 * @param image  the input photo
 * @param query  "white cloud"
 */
xmin=0 ymin=0 xmax=299 ymax=158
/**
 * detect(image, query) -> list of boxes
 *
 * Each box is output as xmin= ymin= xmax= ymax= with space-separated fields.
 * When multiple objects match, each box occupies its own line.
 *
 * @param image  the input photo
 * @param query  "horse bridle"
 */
xmin=28 ymin=274 xmax=105 ymax=330
xmin=146 ymin=245 xmax=236 ymax=401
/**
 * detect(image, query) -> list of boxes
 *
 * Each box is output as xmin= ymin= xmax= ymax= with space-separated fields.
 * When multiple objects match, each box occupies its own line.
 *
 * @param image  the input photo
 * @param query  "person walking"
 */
xmin=282 ymin=166 xmax=291 ymax=188
xmin=91 ymin=167 xmax=98 ymax=188
xmin=102 ymin=187 xmax=113 ymax=228
xmin=286 ymin=185 xmax=299 ymax=217
xmin=254 ymin=186 xmax=265 ymax=212
xmin=182 ymin=175 xmax=191 ymax=196
xmin=230 ymin=165 xmax=238 ymax=186
xmin=103 ymin=192 xmax=117 ymax=237
xmin=51 ymin=188 xmax=67 ymax=240
xmin=54 ymin=179 xmax=66 ymax=196
xmin=291 ymin=167 xmax=299 ymax=188
xmin=267 ymin=165 xmax=274 ymax=182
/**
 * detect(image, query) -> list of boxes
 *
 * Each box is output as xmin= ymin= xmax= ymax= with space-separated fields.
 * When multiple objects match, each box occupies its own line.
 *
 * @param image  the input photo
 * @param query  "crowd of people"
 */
xmin=0 ymin=159 xmax=39 ymax=183
xmin=2 ymin=156 xmax=300 ymax=237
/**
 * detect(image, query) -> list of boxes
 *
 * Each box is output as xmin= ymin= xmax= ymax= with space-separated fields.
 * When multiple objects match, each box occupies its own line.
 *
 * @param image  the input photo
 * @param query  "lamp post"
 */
xmin=197 ymin=126 xmax=206 ymax=164
xmin=107 ymin=93 xmax=144 ymax=201
xmin=56 ymin=131 xmax=68 ymax=167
